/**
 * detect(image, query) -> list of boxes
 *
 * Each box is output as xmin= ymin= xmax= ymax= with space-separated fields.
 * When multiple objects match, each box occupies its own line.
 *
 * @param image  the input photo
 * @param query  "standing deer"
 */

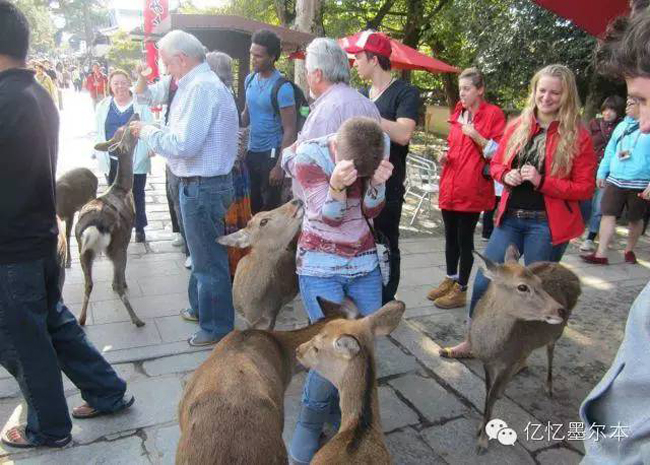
xmin=56 ymin=167 xmax=98 ymax=267
xmin=176 ymin=298 xmax=357 ymax=465
xmin=74 ymin=114 xmax=143 ymax=327
xmin=470 ymin=245 xmax=581 ymax=453
xmin=296 ymin=300 xmax=406 ymax=465
xmin=217 ymin=199 xmax=303 ymax=329
xmin=56 ymin=216 xmax=68 ymax=294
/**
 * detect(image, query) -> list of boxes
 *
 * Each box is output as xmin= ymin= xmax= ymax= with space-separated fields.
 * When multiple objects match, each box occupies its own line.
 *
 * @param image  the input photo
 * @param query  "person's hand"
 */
xmin=504 ymin=169 xmax=523 ymax=187
xmin=597 ymin=178 xmax=606 ymax=189
xmin=438 ymin=151 xmax=449 ymax=166
xmin=330 ymin=160 xmax=357 ymax=190
xmin=370 ymin=160 xmax=394 ymax=187
xmin=269 ymin=165 xmax=284 ymax=186
xmin=130 ymin=121 xmax=144 ymax=138
xmin=639 ymin=183 xmax=650 ymax=200
xmin=461 ymin=123 xmax=479 ymax=140
xmin=520 ymin=164 xmax=542 ymax=187
xmin=135 ymin=63 xmax=152 ymax=78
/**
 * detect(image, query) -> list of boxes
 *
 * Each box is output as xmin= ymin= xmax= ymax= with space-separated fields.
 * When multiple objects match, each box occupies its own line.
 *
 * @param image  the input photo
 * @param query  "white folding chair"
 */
xmin=404 ymin=153 xmax=439 ymax=226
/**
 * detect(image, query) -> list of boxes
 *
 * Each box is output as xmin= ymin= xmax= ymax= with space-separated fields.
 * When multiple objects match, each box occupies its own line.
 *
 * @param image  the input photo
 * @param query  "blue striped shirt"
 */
xmin=138 ymin=63 xmax=239 ymax=177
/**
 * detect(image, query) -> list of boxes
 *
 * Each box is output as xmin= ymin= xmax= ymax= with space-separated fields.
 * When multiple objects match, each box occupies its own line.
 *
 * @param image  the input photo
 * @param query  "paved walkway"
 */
xmin=1 ymin=90 xmax=649 ymax=464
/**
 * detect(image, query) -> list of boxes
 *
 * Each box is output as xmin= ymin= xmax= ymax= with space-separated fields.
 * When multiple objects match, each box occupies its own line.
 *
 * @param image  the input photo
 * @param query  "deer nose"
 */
xmin=557 ymin=308 xmax=566 ymax=320
xmin=291 ymin=199 xmax=303 ymax=207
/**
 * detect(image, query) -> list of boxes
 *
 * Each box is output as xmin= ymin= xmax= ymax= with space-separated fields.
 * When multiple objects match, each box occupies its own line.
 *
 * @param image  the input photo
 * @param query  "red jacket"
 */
xmin=438 ymin=100 xmax=506 ymax=212
xmin=491 ymin=116 xmax=597 ymax=245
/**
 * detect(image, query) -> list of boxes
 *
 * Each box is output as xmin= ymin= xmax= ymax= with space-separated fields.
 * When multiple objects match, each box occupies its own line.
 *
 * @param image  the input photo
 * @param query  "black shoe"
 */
xmin=135 ymin=231 xmax=146 ymax=243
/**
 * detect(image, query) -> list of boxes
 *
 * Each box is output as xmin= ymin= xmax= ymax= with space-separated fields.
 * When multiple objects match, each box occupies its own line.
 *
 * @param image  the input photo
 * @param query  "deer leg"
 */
xmin=111 ymin=247 xmax=144 ymax=327
xmin=65 ymin=217 xmax=73 ymax=268
xmin=79 ymin=249 xmax=95 ymax=326
xmin=477 ymin=363 xmax=517 ymax=454
xmin=546 ymin=341 xmax=555 ymax=397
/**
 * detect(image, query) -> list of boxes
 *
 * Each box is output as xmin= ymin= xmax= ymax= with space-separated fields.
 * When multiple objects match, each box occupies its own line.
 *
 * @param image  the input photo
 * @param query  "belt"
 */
xmin=180 ymin=174 xmax=230 ymax=183
xmin=507 ymin=208 xmax=547 ymax=220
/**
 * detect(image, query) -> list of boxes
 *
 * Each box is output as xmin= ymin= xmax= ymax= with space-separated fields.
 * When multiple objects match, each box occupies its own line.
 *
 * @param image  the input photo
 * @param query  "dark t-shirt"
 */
xmin=363 ymin=79 xmax=420 ymax=200
xmin=508 ymin=129 xmax=547 ymax=211
xmin=0 ymin=68 xmax=59 ymax=264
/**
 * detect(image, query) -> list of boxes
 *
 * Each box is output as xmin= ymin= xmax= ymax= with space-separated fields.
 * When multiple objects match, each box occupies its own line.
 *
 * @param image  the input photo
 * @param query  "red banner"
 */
xmin=143 ymin=0 xmax=168 ymax=81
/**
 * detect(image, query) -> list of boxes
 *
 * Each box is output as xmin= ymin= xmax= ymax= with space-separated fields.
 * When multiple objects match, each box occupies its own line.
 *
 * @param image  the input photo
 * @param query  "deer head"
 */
xmin=94 ymin=113 xmax=140 ymax=158
xmin=475 ymin=245 xmax=567 ymax=324
xmin=217 ymin=199 xmax=304 ymax=250
xmin=296 ymin=300 xmax=405 ymax=388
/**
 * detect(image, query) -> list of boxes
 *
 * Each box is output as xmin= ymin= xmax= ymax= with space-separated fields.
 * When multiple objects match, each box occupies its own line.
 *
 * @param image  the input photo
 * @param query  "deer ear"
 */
xmin=474 ymin=250 xmax=499 ymax=281
xmin=316 ymin=297 xmax=359 ymax=320
xmin=217 ymin=229 xmax=251 ymax=248
xmin=368 ymin=300 xmax=405 ymax=336
xmin=505 ymin=244 xmax=520 ymax=263
xmin=94 ymin=140 xmax=113 ymax=151
xmin=333 ymin=335 xmax=360 ymax=359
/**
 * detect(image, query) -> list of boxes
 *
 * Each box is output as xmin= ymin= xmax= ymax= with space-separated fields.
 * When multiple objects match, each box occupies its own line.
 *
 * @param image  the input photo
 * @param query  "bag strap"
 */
xmin=270 ymin=76 xmax=289 ymax=117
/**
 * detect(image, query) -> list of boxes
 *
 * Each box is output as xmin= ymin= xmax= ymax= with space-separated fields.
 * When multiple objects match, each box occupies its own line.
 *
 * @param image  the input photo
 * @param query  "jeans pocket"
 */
xmin=182 ymin=182 xmax=200 ymax=201
xmin=6 ymin=260 xmax=47 ymax=304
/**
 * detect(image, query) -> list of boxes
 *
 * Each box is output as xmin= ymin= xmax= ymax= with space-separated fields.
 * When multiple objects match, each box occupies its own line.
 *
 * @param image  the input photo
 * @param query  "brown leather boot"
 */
xmin=434 ymin=283 xmax=467 ymax=309
xmin=426 ymin=277 xmax=456 ymax=301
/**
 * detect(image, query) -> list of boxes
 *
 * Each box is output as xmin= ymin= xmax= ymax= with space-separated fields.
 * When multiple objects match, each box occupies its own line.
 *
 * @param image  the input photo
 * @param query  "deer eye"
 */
xmin=260 ymin=219 xmax=269 ymax=227
xmin=312 ymin=346 xmax=319 ymax=354
xmin=517 ymin=284 xmax=530 ymax=293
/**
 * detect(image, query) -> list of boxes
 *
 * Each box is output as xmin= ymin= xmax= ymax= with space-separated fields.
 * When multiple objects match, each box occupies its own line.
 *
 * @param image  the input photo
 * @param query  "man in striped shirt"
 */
xmin=131 ymin=30 xmax=239 ymax=347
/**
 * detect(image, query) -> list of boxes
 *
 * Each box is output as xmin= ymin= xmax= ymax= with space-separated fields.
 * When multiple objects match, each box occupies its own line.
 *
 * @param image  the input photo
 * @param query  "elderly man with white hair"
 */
xmin=282 ymin=38 xmax=381 ymax=201
xmin=130 ymin=30 xmax=239 ymax=347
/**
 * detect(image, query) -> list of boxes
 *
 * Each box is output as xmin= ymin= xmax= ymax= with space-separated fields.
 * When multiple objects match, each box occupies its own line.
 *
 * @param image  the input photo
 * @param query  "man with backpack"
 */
xmin=242 ymin=29 xmax=302 ymax=213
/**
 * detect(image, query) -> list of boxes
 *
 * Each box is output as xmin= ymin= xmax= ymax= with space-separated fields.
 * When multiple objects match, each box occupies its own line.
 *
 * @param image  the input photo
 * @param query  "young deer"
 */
xmin=56 ymin=167 xmax=98 ymax=268
xmin=217 ymin=199 xmax=303 ymax=329
xmin=470 ymin=245 xmax=581 ymax=453
xmin=176 ymin=298 xmax=356 ymax=465
xmin=296 ymin=300 xmax=406 ymax=465
xmin=74 ymin=115 xmax=143 ymax=327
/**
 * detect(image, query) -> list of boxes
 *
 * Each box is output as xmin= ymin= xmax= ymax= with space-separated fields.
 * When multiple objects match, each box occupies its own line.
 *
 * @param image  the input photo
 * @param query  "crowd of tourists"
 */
xmin=1 ymin=0 xmax=650 ymax=462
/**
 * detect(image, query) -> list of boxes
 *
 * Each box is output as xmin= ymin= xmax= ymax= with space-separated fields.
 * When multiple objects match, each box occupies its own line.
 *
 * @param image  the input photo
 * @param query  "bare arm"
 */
xmin=241 ymin=104 xmax=250 ymax=127
xmin=380 ymin=117 xmax=416 ymax=146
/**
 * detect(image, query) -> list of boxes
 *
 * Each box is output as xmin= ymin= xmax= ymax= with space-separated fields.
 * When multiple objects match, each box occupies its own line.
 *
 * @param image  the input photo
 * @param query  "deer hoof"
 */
xmin=476 ymin=434 xmax=489 ymax=454
xmin=134 ymin=320 xmax=145 ymax=328
xmin=65 ymin=261 xmax=72 ymax=269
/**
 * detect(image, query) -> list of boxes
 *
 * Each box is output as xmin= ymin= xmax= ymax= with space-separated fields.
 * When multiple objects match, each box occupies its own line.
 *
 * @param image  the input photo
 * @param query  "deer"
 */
xmin=56 ymin=216 xmax=68 ymax=295
xmin=217 ymin=199 xmax=303 ymax=330
xmin=175 ymin=297 xmax=357 ymax=465
xmin=470 ymin=245 xmax=581 ymax=453
xmin=56 ymin=167 xmax=98 ymax=268
xmin=296 ymin=299 xmax=406 ymax=465
xmin=74 ymin=114 xmax=143 ymax=327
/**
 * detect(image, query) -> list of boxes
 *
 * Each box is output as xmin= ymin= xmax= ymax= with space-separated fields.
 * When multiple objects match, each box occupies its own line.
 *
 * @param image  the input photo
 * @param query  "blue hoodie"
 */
xmin=597 ymin=116 xmax=650 ymax=187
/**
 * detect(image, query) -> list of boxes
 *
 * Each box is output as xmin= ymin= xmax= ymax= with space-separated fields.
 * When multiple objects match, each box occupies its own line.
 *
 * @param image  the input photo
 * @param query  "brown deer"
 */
xmin=74 ymin=114 xmax=143 ymax=327
xmin=296 ymin=300 xmax=406 ymax=465
xmin=217 ymin=199 xmax=303 ymax=329
xmin=56 ymin=167 xmax=98 ymax=268
xmin=470 ymin=245 xmax=581 ymax=453
xmin=176 ymin=298 xmax=357 ymax=465
xmin=56 ymin=216 xmax=68 ymax=294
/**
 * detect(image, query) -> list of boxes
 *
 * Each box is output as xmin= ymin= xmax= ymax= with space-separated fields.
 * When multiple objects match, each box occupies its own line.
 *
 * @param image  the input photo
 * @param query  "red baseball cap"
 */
xmin=343 ymin=31 xmax=392 ymax=59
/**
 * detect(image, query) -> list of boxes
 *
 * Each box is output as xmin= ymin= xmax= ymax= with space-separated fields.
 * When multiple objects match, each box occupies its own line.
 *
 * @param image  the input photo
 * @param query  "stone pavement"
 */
xmin=1 ymin=89 xmax=649 ymax=464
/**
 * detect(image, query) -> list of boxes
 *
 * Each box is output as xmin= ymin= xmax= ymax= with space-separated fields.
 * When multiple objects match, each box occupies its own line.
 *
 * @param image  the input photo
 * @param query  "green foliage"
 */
xmin=51 ymin=0 xmax=110 ymax=41
xmin=12 ymin=0 xmax=56 ymax=54
xmin=106 ymin=31 xmax=141 ymax=74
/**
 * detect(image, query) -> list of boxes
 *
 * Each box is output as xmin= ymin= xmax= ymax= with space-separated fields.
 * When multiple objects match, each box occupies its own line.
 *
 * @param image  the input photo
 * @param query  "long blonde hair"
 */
xmin=504 ymin=64 xmax=581 ymax=176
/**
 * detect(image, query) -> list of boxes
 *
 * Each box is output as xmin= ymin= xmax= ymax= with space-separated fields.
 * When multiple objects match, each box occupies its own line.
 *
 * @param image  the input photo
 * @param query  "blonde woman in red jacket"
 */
xmin=427 ymin=68 xmax=506 ymax=309
xmin=440 ymin=64 xmax=597 ymax=359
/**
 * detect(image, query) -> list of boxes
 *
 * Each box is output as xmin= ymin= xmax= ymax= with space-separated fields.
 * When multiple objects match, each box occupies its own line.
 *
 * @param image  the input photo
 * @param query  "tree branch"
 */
xmin=365 ymin=0 xmax=396 ymax=30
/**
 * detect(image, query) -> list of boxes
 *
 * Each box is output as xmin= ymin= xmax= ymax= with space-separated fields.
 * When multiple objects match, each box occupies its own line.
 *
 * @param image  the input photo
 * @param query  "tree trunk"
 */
xmin=294 ymin=0 xmax=322 ymax=96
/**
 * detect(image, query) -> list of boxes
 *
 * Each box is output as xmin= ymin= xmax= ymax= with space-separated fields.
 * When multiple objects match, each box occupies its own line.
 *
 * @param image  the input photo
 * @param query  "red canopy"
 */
xmin=290 ymin=33 xmax=459 ymax=74
xmin=532 ymin=0 xmax=629 ymax=37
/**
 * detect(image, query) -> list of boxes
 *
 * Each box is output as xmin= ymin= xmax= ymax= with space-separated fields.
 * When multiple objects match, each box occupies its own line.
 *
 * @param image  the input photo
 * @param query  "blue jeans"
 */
xmin=180 ymin=174 xmax=234 ymax=338
xmin=0 ymin=246 xmax=128 ymax=446
xmin=468 ymin=215 xmax=568 ymax=318
xmin=289 ymin=267 xmax=382 ymax=464
xmin=588 ymin=187 xmax=605 ymax=234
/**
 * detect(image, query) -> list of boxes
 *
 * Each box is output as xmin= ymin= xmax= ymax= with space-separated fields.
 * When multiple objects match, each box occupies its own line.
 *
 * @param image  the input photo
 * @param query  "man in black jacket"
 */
xmin=0 ymin=1 xmax=133 ymax=449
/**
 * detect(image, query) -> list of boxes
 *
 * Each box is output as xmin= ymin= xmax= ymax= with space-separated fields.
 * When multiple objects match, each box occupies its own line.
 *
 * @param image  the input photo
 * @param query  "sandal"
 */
xmin=439 ymin=346 xmax=474 ymax=359
xmin=72 ymin=395 xmax=135 ymax=419
xmin=1 ymin=425 xmax=71 ymax=449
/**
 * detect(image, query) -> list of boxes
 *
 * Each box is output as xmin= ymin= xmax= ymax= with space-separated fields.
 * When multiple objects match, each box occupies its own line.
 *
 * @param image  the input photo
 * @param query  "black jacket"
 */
xmin=0 ymin=68 xmax=59 ymax=264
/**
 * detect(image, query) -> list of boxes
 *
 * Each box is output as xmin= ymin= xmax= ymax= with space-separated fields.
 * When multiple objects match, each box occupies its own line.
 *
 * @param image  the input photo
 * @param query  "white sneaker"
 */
xmin=184 ymin=256 xmax=192 ymax=269
xmin=580 ymin=239 xmax=596 ymax=252
xmin=172 ymin=233 xmax=185 ymax=247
